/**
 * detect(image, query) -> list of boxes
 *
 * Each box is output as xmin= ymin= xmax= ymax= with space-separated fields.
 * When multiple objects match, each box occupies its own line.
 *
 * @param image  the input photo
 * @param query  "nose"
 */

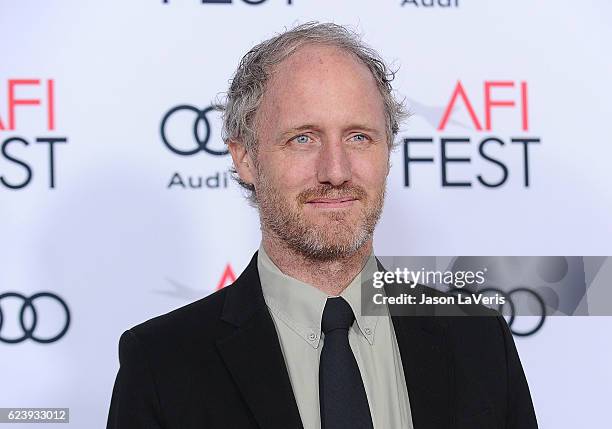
xmin=316 ymin=138 xmax=352 ymax=186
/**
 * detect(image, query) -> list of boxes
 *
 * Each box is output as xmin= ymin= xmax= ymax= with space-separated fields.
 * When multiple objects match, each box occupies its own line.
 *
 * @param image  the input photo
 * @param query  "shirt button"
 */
xmin=308 ymin=333 xmax=317 ymax=341
xmin=364 ymin=328 xmax=372 ymax=335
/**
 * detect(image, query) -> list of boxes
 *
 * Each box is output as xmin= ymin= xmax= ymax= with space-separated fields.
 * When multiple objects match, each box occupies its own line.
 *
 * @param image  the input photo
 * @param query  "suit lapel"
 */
xmin=378 ymin=259 xmax=454 ymax=429
xmin=390 ymin=313 xmax=453 ymax=429
xmin=216 ymin=252 xmax=303 ymax=429
xmin=216 ymin=253 xmax=454 ymax=429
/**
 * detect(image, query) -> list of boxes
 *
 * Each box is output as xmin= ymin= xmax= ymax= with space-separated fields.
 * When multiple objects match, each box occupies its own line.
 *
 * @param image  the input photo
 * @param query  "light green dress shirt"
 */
xmin=258 ymin=244 xmax=414 ymax=429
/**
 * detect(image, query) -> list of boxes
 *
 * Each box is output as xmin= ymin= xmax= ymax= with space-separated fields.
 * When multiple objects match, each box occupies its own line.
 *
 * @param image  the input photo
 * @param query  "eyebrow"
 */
xmin=280 ymin=124 xmax=320 ymax=137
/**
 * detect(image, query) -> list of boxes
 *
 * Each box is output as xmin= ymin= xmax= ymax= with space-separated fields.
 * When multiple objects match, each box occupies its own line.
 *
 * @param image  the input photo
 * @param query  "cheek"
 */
xmin=275 ymin=155 xmax=316 ymax=183
xmin=286 ymin=163 xmax=315 ymax=184
xmin=258 ymin=154 xmax=314 ymax=193
xmin=351 ymin=152 xmax=389 ymax=187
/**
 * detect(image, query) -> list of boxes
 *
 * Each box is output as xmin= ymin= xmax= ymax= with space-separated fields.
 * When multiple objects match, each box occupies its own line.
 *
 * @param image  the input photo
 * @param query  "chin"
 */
xmin=310 ymin=236 xmax=370 ymax=260
xmin=304 ymin=206 xmax=360 ymax=223
xmin=308 ymin=225 xmax=368 ymax=249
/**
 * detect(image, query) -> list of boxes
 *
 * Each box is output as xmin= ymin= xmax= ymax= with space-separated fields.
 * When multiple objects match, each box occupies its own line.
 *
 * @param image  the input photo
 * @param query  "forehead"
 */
xmin=257 ymin=43 xmax=386 ymax=133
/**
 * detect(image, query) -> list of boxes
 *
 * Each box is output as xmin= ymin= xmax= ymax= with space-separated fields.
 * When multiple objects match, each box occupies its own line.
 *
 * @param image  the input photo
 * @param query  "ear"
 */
xmin=228 ymin=140 xmax=257 ymax=185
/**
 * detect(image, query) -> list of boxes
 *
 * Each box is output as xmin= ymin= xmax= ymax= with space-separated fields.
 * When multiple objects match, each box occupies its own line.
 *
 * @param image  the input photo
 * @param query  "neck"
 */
xmin=261 ymin=232 xmax=373 ymax=296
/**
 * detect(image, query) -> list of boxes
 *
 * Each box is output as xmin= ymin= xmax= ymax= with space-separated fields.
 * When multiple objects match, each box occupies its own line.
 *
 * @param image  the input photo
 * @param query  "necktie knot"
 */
xmin=321 ymin=297 xmax=355 ymax=334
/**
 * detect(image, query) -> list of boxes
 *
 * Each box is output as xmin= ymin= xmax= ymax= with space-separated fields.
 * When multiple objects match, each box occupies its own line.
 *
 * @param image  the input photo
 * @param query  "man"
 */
xmin=107 ymin=22 xmax=538 ymax=429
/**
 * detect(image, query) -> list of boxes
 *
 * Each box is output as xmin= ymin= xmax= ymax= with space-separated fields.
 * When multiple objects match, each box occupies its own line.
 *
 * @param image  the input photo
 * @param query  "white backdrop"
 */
xmin=1 ymin=0 xmax=611 ymax=427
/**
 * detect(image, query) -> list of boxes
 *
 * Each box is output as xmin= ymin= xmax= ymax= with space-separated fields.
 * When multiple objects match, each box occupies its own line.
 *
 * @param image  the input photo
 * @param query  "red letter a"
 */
xmin=216 ymin=264 xmax=237 ymax=290
xmin=437 ymin=80 xmax=483 ymax=131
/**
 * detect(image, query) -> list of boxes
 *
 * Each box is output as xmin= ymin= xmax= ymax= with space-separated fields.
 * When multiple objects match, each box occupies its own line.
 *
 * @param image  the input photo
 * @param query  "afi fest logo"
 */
xmin=0 ymin=79 xmax=67 ymax=190
xmin=404 ymin=80 xmax=540 ymax=188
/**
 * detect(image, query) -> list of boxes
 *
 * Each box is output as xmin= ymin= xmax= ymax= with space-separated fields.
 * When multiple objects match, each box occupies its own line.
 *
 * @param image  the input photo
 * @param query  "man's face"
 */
xmin=239 ymin=44 xmax=390 ymax=260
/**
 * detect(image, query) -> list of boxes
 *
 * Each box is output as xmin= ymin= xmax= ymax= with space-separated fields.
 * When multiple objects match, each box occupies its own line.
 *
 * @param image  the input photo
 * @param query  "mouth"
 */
xmin=305 ymin=197 xmax=358 ymax=209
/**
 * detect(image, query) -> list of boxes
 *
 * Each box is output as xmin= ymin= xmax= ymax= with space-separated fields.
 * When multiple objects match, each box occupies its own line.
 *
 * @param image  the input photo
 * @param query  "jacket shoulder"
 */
xmin=118 ymin=251 xmax=260 ymax=361
xmin=127 ymin=286 xmax=232 ymax=352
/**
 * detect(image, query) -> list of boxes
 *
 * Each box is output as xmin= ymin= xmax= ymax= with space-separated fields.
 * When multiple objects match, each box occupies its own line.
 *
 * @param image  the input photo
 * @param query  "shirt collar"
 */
xmin=258 ymin=243 xmax=380 ymax=348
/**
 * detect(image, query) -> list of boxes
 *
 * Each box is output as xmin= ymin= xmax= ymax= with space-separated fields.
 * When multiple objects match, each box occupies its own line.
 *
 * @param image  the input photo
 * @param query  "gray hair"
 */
xmin=217 ymin=21 xmax=409 ymax=197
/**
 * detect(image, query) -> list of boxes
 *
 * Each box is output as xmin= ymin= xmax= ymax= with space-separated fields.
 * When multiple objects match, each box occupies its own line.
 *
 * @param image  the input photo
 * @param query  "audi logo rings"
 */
xmin=480 ymin=287 xmax=546 ymax=337
xmin=449 ymin=287 xmax=546 ymax=336
xmin=0 ymin=292 xmax=71 ymax=344
xmin=160 ymin=105 xmax=228 ymax=156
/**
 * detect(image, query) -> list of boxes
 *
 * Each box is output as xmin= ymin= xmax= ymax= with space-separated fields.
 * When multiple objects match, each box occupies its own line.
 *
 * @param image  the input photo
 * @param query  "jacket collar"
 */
xmin=378 ymin=258 xmax=454 ymax=429
xmin=216 ymin=251 xmax=304 ymax=429
xmin=217 ymin=251 xmax=453 ymax=429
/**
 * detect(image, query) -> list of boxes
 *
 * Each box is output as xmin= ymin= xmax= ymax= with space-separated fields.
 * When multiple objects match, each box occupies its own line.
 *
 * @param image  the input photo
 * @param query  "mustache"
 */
xmin=297 ymin=183 xmax=367 ymax=203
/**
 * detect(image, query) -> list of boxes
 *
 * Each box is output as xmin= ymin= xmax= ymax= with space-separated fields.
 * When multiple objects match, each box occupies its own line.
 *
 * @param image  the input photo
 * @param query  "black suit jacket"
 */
xmin=107 ymin=251 xmax=538 ymax=429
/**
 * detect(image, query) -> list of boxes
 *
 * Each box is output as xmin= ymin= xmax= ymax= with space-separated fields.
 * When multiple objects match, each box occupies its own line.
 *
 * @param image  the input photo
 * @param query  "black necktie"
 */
xmin=319 ymin=297 xmax=374 ymax=429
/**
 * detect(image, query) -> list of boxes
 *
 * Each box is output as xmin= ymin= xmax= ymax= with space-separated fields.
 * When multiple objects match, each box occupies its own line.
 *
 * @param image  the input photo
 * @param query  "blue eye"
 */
xmin=294 ymin=135 xmax=311 ymax=144
xmin=351 ymin=134 xmax=369 ymax=142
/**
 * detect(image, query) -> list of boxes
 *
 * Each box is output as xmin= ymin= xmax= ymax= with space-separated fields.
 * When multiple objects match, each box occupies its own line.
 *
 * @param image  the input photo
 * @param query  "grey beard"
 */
xmin=256 ymin=176 xmax=386 ymax=262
